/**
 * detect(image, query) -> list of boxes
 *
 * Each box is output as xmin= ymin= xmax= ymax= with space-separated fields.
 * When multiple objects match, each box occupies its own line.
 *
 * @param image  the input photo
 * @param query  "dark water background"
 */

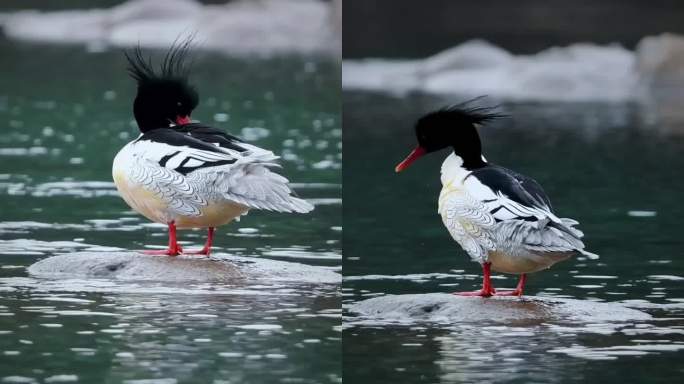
xmin=0 ymin=39 xmax=341 ymax=383
xmin=343 ymin=91 xmax=684 ymax=383
xmin=343 ymin=0 xmax=684 ymax=58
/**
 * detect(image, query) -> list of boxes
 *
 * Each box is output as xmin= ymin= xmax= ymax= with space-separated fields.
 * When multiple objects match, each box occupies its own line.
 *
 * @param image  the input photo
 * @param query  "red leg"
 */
xmin=142 ymin=221 xmax=183 ymax=256
xmin=185 ymin=227 xmax=215 ymax=256
xmin=496 ymin=274 xmax=527 ymax=297
xmin=453 ymin=262 xmax=496 ymax=297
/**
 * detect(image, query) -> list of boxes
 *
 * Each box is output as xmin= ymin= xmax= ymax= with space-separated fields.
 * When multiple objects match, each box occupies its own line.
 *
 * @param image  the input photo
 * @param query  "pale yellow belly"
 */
xmin=488 ymin=250 xmax=571 ymax=274
xmin=113 ymin=171 xmax=248 ymax=228
xmin=174 ymin=201 xmax=249 ymax=228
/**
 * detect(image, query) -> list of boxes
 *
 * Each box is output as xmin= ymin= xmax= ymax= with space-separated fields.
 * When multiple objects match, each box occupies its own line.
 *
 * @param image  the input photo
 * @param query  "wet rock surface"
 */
xmin=349 ymin=293 xmax=651 ymax=324
xmin=28 ymin=251 xmax=341 ymax=284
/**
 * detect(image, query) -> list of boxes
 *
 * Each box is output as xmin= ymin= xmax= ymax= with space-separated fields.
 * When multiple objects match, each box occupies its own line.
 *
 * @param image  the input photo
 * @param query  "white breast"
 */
xmin=112 ymin=140 xmax=172 ymax=224
xmin=439 ymin=153 xmax=468 ymax=187
xmin=437 ymin=152 xmax=589 ymax=273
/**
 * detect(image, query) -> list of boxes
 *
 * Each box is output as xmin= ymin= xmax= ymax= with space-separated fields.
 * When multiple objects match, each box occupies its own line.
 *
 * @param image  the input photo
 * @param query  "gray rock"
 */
xmin=28 ymin=251 xmax=340 ymax=285
xmin=349 ymin=293 xmax=651 ymax=324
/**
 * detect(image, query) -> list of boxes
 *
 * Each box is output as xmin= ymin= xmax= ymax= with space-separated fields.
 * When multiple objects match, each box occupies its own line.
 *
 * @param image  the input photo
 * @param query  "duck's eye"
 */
xmin=177 ymin=101 xmax=183 ymax=107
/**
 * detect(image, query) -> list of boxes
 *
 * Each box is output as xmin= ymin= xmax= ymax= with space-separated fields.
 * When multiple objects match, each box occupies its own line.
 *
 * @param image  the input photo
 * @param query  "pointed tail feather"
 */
xmin=212 ymin=163 xmax=315 ymax=214
xmin=287 ymin=197 xmax=315 ymax=213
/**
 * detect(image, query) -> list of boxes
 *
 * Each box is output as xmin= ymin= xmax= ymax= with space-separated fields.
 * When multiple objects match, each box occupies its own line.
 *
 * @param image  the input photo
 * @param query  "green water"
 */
xmin=343 ymin=92 xmax=684 ymax=383
xmin=0 ymin=39 xmax=341 ymax=383
xmin=3 ymin=23 xmax=684 ymax=384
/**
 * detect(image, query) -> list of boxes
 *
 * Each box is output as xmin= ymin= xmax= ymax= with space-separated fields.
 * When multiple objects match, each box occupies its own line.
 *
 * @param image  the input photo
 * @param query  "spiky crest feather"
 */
xmin=124 ymin=34 xmax=196 ymax=84
xmin=420 ymin=96 xmax=508 ymax=129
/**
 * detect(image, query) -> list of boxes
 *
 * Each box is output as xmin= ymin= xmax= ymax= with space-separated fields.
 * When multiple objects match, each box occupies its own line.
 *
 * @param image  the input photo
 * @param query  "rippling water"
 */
xmin=0 ymin=39 xmax=341 ymax=383
xmin=343 ymin=92 xmax=684 ymax=383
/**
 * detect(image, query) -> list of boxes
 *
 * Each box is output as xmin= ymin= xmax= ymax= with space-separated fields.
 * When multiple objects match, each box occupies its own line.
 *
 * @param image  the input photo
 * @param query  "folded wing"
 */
xmin=129 ymin=126 xmax=313 ymax=216
xmin=439 ymin=190 xmax=497 ymax=263
xmin=452 ymin=165 xmax=598 ymax=259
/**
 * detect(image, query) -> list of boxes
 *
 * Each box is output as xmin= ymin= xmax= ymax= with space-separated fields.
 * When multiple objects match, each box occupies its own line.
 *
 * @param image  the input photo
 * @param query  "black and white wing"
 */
xmin=138 ymin=128 xmax=243 ymax=175
xmin=187 ymin=164 xmax=314 ymax=213
xmin=129 ymin=127 xmax=313 ymax=215
xmin=464 ymin=165 xmax=597 ymax=259
xmin=466 ymin=166 xmax=553 ymax=222
xmin=173 ymin=123 xmax=250 ymax=153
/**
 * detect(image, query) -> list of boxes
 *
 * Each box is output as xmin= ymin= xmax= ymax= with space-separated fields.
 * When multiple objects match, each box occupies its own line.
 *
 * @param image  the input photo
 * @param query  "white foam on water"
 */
xmin=1 ymin=377 xmax=38 ymax=384
xmin=48 ymin=310 xmax=119 ymax=317
xmin=70 ymin=348 xmax=95 ymax=353
xmin=218 ymin=352 xmax=243 ymax=358
xmin=30 ymin=181 xmax=118 ymax=198
xmin=100 ymin=329 xmax=125 ymax=334
xmin=548 ymin=343 xmax=684 ymax=360
xmin=573 ymin=275 xmax=619 ymax=279
xmin=0 ymin=276 xmax=307 ymax=297
xmin=187 ymin=314 xmax=217 ymax=318
xmin=123 ymin=379 xmax=177 ymax=384
xmin=265 ymin=353 xmax=287 ymax=359
xmin=0 ymin=147 xmax=49 ymax=156
xmin=628 ymin=210 xmax=658 ymax=217
xmin=648 ymin=275 xmax=684 ymax=281
xmin=0 ymin=222 xmax=92 ymax=236
xmin=0 ymin=239 xmax=93 ymax=254
xmin=44 ymin=375 xmax=78 ymax=383
xmin=344 ymin=273 xmax=464 ymax=281
xmin=260 ymin=248 xmax=341 ymax=260
xmin=237 ymin=324 xmax=282 ymax=330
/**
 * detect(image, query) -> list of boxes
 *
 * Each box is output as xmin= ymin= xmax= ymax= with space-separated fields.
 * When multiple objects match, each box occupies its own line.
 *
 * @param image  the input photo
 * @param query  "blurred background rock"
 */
xmin=343 ymin=0 xmax=684 ymax=130
xmin=0 ymin=0 xmax=341 ymax=58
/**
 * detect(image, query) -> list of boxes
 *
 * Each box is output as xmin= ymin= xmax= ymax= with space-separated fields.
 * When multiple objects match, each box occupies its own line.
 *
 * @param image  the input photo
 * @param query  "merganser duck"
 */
xmin=395 ymin=101 xmax=598 ymax=297
xmin=112 ymin=41 xmax=314 ymax=256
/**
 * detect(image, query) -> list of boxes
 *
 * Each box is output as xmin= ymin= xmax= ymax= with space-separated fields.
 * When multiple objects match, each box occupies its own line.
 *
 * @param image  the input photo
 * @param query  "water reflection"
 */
xmin=345 ymin=295 xmax=684 ymax=382
xmin=0 ymin=284 xmax=340 ymax=383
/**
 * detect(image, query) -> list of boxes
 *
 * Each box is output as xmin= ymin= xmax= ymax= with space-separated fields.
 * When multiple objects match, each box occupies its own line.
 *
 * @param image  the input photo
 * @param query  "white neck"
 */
xmin=440 ymin=153 xmax=466 ymax=185
xmin=440 ymin=153 xmax=488 ymax=185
